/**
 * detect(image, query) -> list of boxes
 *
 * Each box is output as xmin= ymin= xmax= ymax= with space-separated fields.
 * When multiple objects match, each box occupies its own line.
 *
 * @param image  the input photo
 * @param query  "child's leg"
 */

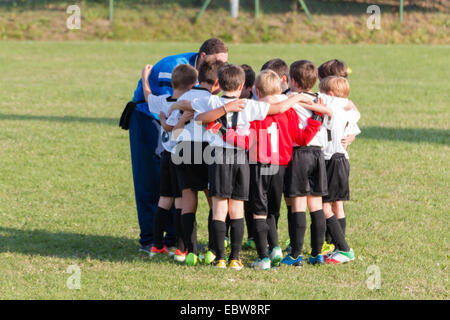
xmin=332 ymin=201 xmax=346 ymax=236
xmin=290 ymin=196 xmax=307 ymax=258
xmin=174 ymin=197 xmax=185 ymax=252
xmin=323 ymin=201 xmax=349 ymax=252
xmin=212 ymin=196 xmax=228 ymax=260
xmin=307 ymin=196 xmax=326 ymax=257
xmin=153 ymin=196 xmax=174 ymax=249
xmin=228 ymin=199 xmax=244 ymax=261
xmin=181 ymin=189 xmax=198 ymax=254
xmin=244 ymin=201 xmax=254 ymax=241
xmin=253 ymin=214 xmax=269 ymax=259
xmin=202 ymin=190 xmax=216 ymax=254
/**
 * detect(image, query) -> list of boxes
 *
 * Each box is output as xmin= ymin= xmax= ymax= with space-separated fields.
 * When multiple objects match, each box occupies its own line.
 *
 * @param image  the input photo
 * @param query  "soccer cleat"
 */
xmin=325 ymin=249 xmax=355 ymax=264
xmin=280 ymin=254 xmax=303 ymax=268
xmin=228 ymin=259 xmax=244 ymax=270
xmin=149 ymin=245 xmax=169 ymax=258
xmin=224 ymin=236 xmax=230 ymax=248
xmin=307 ymin=241 xmax=335 ymax=256
xmin=269 ymin=246 xmax=283 ymax=266
xmin=245 ymin=238 xmax=256 ymax=249
xmin=215 ymin=259 xmax=227 ymax=269
xmin=203 ymin=250 xmax=216 ymax=265
xmin=174 ymin=249 xmax=187 ymax=262
xmin=308 ymin=254 xmax=325 ymax=265
xmin=251 ymin=257 xmax=271 ymax=270
xmin=185 ymin=253 xmax=199 ymax=266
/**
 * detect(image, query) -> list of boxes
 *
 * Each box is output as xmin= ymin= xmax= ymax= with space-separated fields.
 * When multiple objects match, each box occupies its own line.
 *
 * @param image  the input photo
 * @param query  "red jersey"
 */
xmin=223 ymin=109 xmax=322 ymax=165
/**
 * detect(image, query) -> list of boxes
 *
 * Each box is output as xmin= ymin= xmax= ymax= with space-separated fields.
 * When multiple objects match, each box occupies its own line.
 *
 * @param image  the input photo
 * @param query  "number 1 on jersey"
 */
xmin=267 ymin=122 xmax=278 ymax=153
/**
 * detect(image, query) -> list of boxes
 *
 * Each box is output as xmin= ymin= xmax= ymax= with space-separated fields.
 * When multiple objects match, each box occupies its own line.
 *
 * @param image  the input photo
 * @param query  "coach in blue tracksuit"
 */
xmin=130 ymin=38 xmax=229 ymax=253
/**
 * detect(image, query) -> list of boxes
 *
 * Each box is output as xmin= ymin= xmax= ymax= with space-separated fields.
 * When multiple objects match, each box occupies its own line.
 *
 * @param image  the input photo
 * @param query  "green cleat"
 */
xmin=185 ymin=253 xmax=199 ymax=266
xmin=203 ymin=250 xmax=216 ymax=265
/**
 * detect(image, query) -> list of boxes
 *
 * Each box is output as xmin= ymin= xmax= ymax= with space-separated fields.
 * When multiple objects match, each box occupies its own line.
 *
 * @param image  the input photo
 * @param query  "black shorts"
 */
xmin=159 ymin=150 xmax=182 ymax=198
xmin=173 ymin=141 xmax=209 ymax=191
xmin=208 ymin=147 xmax=250 ymax=200
xmin=323 ymin=153 xmax=350 ymax=203
xmin=284 ymin=146 xmax=328 ymax=197
xmin=249 ymin=164 xmax=285 ymax=216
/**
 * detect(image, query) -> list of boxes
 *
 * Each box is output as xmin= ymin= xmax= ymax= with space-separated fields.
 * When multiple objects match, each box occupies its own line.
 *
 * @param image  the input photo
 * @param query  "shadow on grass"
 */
xmin=360 ymin=126 xmax=450 ymax=146
xmin=0 ymin=226 xmax=145 ymax=262
xmin=0 ymin=226 xmax=210 ymax=264
xmin=0 ymin=113 xmax=117 ymax=126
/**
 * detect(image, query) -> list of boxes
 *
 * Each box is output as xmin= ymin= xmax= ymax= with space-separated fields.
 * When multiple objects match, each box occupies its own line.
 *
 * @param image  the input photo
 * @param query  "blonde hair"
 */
xmin=319 ymin=76 xmax=350 ymax=98
xmin=255 ymin=69 xmax=282 ymax=98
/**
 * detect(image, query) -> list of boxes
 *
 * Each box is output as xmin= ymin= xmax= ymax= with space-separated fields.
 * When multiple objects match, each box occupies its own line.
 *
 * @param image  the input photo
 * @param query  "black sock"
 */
xmin=310 ymin=210 xmax=326 ymax=257
xmin=338 ymin=217 xmax=347 ymax=237
xmin=290 ymin=211 xmax=306 ymax=258
xmin=229 ymin=218 xmax=244 ymax=261
xmin=153 ymin=207 xmax=170 ymax=249
xmin=181 ymin=213 xmax=197 ymax=254
xmin=208 ymin=209 xmax=216 ymax=254
xmin=253 ymin=219 xmax=269 ymax=259
xmin=244 ymin=201 xmax=254 ymax=239
xmin=213 ymin=220 xmax=227 ymax=260
xmin=174 ymin=208 xmax=185 ymax=252
xmin=267 ymin=213 xmax=279 ymax=250
xmin=326 ymin=216 xmax=350 ymax=252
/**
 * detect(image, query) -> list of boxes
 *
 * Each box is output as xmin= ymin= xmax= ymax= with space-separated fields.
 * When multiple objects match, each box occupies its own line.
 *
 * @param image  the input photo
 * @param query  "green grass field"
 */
xmin=0 ymin=41 xmax=448 ymax=299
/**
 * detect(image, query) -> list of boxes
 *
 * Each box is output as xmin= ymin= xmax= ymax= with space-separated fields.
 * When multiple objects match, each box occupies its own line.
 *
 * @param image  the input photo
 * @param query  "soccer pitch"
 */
xmin=0 ymin=41 xmax=448 ymax=299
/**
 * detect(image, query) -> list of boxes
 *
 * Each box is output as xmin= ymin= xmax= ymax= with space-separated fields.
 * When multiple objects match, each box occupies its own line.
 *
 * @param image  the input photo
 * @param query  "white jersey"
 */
xmin=289 ymin=92 xmax=327 ymax=148
xmin=147 ymin=94 xmax=178 ymax=153
xmin=193 ymin=95 xmax=270 ymax=149
xmin=166 ymin=87 xmax=212 ymax=143
xmin=320 ymin=93 xmax=361 ymax=160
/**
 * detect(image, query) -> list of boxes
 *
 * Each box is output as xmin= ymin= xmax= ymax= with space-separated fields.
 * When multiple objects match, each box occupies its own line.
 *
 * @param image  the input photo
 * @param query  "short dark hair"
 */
xmin=261 ymin=58 xmax=289 ymax=79
xmin=241 ymin=64 xmax=255 ymax=89
xmin=171 ymin=64 xmax=197 ymax=90
xmin=289 ymin=60 xmax=318 ymax=91
xmin=197 ymin=55 xmax=225 ymax=85
xmin=318 ymin=59 xmax=348 ymax=79
xmin=198 ymin=38 xmax=228 ymax=55
xmin=218 ymin=64 xmax=245 ymax=92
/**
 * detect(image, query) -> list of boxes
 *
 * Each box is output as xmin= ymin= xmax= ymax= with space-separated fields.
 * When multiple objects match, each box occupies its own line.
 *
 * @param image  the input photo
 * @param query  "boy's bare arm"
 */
xmin=141 ymin=64 xmax=153 ymax=102
xmin=267 ymin=94 xmax=312 ymax=115
xmin=172 ymin=110 xmax=194 ymax=139
xmin=303 ymin=102 xmax=333 ymax=118
xmin=159 ymin=112 xmax=174 ymax=132
xmin=168 ymin=100 xmax=193 ymax=115
xmin=195 ymin=99 xmax=246 ymax=124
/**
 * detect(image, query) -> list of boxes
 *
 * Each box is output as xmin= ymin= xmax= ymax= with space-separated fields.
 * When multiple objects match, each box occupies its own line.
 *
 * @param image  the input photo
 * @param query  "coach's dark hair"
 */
xmin=241 ymin=64 xmax=255 ymax=89
xmin=318 ymin=59 xmax=348 ymax=79
xmin=198 ymin=38 xmax=228 ymax=55
xmin=289 ymin=60 xmax=318 ymax=91
xmin=218 ymin=64 xmax=245 ymax=92
xmin=261 ymin=58 xmax=289 ymax=79
xmin=198 ymin=55 xmax=225 ymax=85
xmin=172 ymin=64 xmax=197 ymax=90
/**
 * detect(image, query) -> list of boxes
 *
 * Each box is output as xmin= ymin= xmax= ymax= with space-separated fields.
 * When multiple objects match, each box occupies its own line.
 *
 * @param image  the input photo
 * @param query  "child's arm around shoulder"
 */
xmin=266 ymin=94 xmax=313 ymax=115
xmin=195 ymin=99 xmax=246 ymax=124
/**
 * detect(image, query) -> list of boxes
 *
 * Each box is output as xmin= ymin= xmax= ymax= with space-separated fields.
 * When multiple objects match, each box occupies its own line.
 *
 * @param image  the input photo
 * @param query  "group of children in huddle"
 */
xmin=141 ymin=55 xmax=360 ymax=270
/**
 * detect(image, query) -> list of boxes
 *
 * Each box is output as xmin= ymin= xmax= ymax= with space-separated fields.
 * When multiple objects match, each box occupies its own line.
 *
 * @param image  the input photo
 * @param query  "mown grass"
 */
xmin=0 ymin=41 xmax=449 ymax=299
